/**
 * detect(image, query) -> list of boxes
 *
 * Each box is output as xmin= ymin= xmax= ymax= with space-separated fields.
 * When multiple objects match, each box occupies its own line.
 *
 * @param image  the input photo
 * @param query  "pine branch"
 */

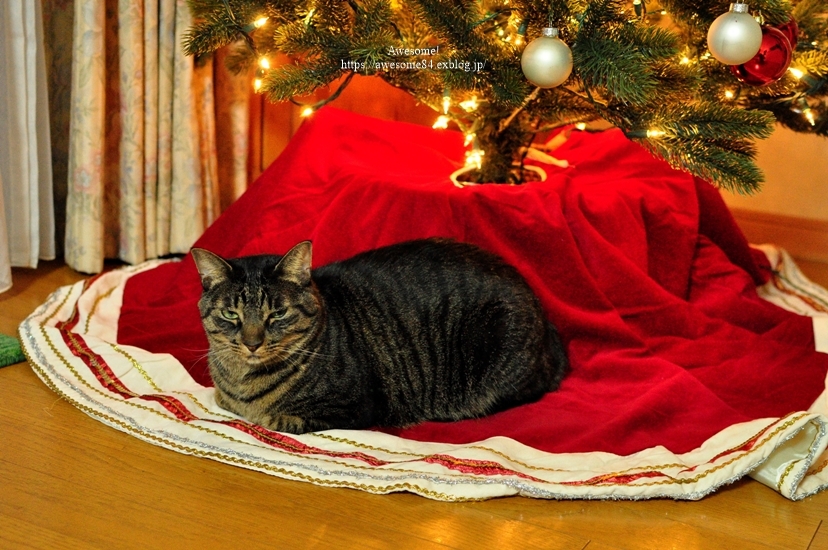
xmin=615 ymin=24 xmax=679 ymax=60
xmin=183 ymin=9 xmax=243 ymax=56
xmin=648 ymin=103 xmax=776 ymax=140
xmin=749 ymin=0 xmax=794 ymax=25
xmin=525 ymin=88 xmax=597 ymax=126
xmin=626 ymin=103 xmax=776 ymax=192
xmin=648 ymin=137 xmax=766 ymax=193
xmin=796 ymin=50 xmax=828 ymax=77
xmin=408 ymin=0 xmax=476 ymax=46
xmin=571 ymin=2 xmax=682 ymax=107
xmin=573 ymin=37 xmax=659 ymax=106
xmin=575 ymin=0 xmax=629 ymax=38
xmin=794 ymin=0 xmax=828 ymax=43
xmin=353 ymin=0 xmax=394 ymax=37
xmin=263 ymin=60 xmax=343 ymax=100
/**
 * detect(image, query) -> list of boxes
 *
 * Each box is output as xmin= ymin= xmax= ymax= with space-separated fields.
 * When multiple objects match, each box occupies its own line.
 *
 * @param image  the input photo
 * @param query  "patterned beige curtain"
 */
xmin=0 ymin=0 xmax=56 ymax=293
xmin=66 ymin=0 xmax=249 ymax=274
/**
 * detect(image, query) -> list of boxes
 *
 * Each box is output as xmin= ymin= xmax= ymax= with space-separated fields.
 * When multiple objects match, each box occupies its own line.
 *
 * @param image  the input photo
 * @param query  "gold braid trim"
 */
xmin=30 ymin=317 xmax=513 ymax=480
xmin=23 ymin=345 xmax=485 ymax=502
xmin=19 ymin=280 xmax=826 ymax=495
xmin=808 ymin=458 xmax=828 ymax=476
xmin=598 ymin=414 xmax=809 ymax=488
xmin=31 ymin=317 xmax=817 ymax=490
xmin=109 ymin=343 xmax=237 ymax=420
xmin=84 ymin=285 xmax=118 ymax=334
xmin=311 ymin=420 xmax=790 ymax=478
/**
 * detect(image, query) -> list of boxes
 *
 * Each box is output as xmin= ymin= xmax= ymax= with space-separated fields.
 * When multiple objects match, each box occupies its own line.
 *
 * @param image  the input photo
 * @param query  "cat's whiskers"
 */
xmin=182 ymin=346 xmax=211 ymax=354
xmin=267 ymin=341 xmax=331 ymax=360
xmin=289 ymin=347 xmax=333 ymax=360
xmin=184 ymin=346 xmax=213 ymax=367
xmin=207 ymin=351 xmax=234 ymax=379
xmin=244 ymin=347 xmax=304 ymax=376
xmin=213 ymin=341 xmax=255 ymax=371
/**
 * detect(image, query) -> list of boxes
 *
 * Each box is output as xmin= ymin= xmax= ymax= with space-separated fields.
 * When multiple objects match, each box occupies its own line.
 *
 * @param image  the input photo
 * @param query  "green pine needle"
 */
xmin=627 ymin=104 xmax=775 ymax=192
xmin=573 ymin=37 xmax=658 ymax=106
xmin=797 ymin=50 xmax=828 ymax=78
xmin=263 ymin=61 xmax=342 ymax=101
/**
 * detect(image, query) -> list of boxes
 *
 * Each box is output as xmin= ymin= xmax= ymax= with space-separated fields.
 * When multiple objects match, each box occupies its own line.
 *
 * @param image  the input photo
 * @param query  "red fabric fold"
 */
xmin=118 ymin=107 xmax=827 ymax=456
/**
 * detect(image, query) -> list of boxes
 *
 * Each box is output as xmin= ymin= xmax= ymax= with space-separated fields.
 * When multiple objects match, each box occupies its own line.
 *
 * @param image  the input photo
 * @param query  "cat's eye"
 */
xmin=220 ymin=309 xmax=239 ymax=321
xmin=269 ymin=307 xmax=288 ymax=322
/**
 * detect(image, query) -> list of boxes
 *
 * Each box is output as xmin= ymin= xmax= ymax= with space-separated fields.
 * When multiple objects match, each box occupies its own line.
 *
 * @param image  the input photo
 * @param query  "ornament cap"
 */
xmin=730 ymin=2 xmax=750 ymax=14
xmin=541 ymin=27 xmax=559 ymax=38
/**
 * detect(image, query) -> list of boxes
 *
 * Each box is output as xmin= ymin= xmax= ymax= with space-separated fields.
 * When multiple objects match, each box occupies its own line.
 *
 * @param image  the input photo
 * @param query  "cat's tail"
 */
xmin=542 ymin=320 xmax=569 ymax=392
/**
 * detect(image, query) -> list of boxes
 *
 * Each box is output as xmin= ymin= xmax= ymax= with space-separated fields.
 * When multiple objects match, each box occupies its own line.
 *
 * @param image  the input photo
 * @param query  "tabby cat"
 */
xmin=192 ymin=238 xmax=567 ymax=434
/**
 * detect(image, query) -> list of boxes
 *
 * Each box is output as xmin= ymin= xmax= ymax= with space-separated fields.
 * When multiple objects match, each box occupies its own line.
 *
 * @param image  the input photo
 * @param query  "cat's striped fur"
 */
xmin=192 ymin=238 xmax=568 ymax=434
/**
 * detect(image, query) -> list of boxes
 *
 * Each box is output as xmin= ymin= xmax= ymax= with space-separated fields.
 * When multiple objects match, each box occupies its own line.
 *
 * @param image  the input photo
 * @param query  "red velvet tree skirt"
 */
xmin=21 ymin=108 xmax=828 ymax=501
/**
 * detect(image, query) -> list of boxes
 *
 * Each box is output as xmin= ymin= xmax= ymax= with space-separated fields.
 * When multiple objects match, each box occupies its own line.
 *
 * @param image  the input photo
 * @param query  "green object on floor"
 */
xmin=0 ymin=333 xmax=25 ymax=368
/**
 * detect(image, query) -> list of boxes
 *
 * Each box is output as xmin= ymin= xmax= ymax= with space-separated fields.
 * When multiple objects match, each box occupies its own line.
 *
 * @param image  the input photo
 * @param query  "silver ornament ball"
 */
xmin=706 ymin=3 xmax=763 ymax=65
xmin=520 ymin=28 xmax=573 ymax=88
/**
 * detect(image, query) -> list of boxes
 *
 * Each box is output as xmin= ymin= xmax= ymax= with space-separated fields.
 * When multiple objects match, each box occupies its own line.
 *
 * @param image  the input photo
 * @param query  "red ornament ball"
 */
xmin=730 ymin=26 xmax=792 ymax=86
xmin=776 ymin=18 xmax=799 ymax=49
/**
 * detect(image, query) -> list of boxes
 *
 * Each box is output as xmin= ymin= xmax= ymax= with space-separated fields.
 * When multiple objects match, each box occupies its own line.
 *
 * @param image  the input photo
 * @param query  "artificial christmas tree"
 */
xmin=183 ymin=0 xmax=828 ymax=191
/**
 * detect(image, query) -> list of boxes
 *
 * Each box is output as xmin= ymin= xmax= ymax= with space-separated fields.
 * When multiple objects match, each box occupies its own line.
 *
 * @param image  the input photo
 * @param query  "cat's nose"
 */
xmin=241 ymin=324 xmax=265 ymax=353
xmin=244 ymin=341 xmax=262 ymax=353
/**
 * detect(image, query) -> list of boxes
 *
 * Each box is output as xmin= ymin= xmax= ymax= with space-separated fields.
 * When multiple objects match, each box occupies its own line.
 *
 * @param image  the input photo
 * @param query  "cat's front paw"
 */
xmin=261 ymin=414 xmax=313 ymax=434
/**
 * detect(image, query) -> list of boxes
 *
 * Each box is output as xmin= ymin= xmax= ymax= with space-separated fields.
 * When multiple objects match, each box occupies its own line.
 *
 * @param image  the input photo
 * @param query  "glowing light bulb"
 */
xmin=575 ymin=122 xmax=587 ymax=131
xmin=646 ymin=129 xmax=665 ymax=138
xmin=680 ymin=56 xmax=691 ymax=64
xmin=465 ymin=149 xmax=484 ymax=169
xmin=514 ymin=35 xmax=524 ymax=46
xmin=259 ymin=57 xmax=270 ymax=70
xmin=253 ymin=78 xmax=263 ymax=91
xmin=300 ymin=107 xmax=314 ymax=118
xmin=789 ymin=67 xmax=804 ymax=79
xmin=432 ymin=115 xmax=450 ymax=129
xmin=464 ymin=133 xmax=475 ymax=146
xmin=724 ymin=90 xmax=734 ymax=99
xmin=804 ymin=108 xmax=816 ymax=126
xmin=253 ymin=16 xmax=269 ymax=28
xmin=442 ymin=95 xmax=451 ymax=115
xmin=459 ymin=96 xmax=479 ymax=112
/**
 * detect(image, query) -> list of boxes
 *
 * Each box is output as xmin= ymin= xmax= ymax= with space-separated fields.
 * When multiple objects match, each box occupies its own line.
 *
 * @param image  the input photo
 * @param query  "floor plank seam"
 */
xmin=807 ymin=519 xmax=823 ymax=550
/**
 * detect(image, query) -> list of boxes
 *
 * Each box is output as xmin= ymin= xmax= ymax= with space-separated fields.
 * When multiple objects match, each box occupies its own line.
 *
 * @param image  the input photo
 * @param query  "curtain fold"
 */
xmin=0 ymin=0 xmax=56 ymax=294
xmin=0 ymin=171 xmax=10 ymax=293
xmin=66 ymin=0 xmax=248 ymax=274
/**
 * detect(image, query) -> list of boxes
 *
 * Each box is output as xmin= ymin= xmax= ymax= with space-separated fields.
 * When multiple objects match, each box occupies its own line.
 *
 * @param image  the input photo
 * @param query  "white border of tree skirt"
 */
xmin=18 ymin=247 xmax=828 ymax=502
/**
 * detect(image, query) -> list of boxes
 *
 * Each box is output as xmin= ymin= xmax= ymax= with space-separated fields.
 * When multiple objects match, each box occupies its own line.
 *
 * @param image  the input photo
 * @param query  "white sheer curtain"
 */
xmin=0 ymin=0 xmax=56 ymax=294
xmin=66 ymin=0 xmax=249 ymax=274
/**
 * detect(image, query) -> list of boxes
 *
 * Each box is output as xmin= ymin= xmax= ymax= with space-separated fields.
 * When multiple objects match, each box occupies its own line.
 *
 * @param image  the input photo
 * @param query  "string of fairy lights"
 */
xmin=240 ymin=1 xmax=823 ymax=171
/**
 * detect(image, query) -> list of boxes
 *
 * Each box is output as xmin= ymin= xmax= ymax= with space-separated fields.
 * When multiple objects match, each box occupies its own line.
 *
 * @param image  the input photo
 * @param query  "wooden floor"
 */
xmin=3 ymin=260 xmax=828 ymax=550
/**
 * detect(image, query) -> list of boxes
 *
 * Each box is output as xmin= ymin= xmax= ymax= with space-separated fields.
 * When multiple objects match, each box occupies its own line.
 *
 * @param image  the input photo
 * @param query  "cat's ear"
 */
xmin=191 ymin=248 xmax=233 ymax=290
xmin=275 ymin=241 xmax=312 ymax=286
